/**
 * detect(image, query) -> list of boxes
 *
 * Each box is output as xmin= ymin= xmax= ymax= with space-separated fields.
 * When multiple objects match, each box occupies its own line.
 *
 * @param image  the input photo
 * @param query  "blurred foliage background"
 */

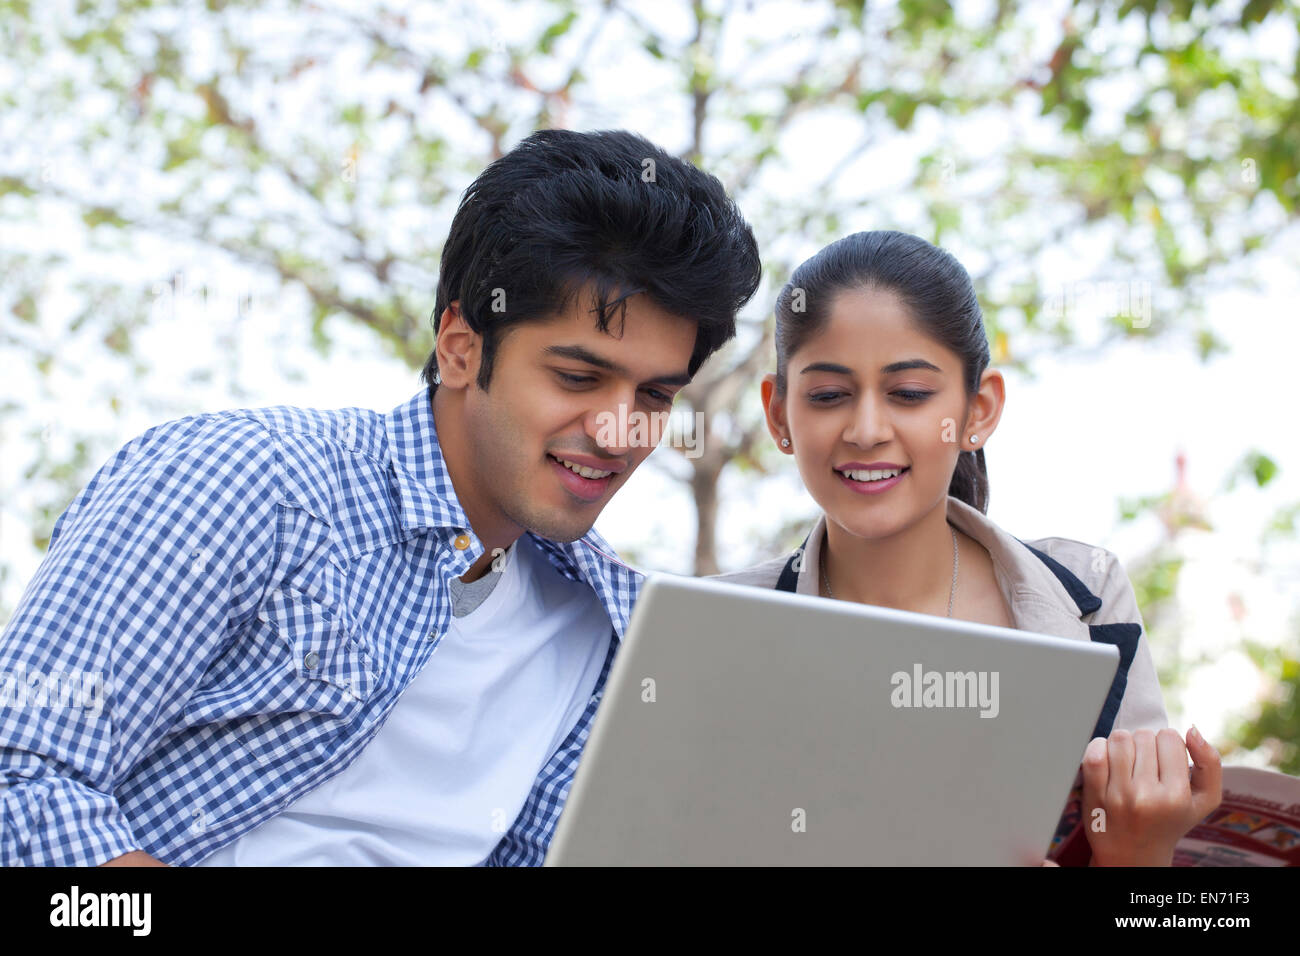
xmin=1 ymin=0 xmax=1297 ymax=771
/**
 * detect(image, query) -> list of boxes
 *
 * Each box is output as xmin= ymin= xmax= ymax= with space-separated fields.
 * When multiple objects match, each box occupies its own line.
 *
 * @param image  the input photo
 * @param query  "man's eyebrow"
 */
xmin=545 ymin=344 xmax=692 ymax=386
xmin=799 ymin=359 xmax=942 ymax=375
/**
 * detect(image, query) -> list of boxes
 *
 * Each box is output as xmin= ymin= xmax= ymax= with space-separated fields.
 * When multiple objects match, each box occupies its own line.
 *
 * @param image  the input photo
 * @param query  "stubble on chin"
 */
xmin=508 ymin=496 xmax=600 ymax=543
xmin=502 ymin=458 xmax=607 ymax=544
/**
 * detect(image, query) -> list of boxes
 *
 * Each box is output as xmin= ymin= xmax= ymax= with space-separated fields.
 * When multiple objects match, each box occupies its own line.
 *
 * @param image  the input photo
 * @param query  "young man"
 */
xmin=0 ymin=128 xmax=762 ymax=866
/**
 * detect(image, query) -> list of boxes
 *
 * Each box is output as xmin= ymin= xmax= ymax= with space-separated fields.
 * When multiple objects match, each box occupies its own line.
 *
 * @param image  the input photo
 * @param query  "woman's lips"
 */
xmin=835 ymin=466 xmax=909 ymax=495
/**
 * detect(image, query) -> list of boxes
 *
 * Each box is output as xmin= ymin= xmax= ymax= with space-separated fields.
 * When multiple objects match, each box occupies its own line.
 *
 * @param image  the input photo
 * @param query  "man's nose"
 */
xmin=587 ymin=394 xmax=637 ymax=457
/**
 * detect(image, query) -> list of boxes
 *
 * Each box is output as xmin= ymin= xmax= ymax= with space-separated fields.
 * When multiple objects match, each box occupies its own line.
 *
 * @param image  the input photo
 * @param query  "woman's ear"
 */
xmin=435 ymin=301 xmax=480 ymax=390
xmin=760 ymin=374 xmax=793 ymax=454
xmin=964 ymin=368 xmax=1006 ymax=448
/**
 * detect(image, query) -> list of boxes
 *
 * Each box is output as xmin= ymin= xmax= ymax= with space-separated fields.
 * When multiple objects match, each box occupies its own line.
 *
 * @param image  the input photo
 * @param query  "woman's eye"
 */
xmin=809 ymin=390 xmax=931 ymax=404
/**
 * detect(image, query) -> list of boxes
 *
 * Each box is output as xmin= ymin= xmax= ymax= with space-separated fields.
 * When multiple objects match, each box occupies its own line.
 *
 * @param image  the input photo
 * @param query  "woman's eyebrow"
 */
xmin=881 ymin=359 xmax=942 ymax=374
xmin=800 ymin=362 xmax=854 ymax=376
xmin=799 ymin=359 xmax=942 ymax=375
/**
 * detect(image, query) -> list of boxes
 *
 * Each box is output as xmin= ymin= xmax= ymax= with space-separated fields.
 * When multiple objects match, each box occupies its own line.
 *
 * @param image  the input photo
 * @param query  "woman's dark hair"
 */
xmin=421 ymin=129 xmax=761 ymax=400
xmin=773 ymin=230 xmax=992 ymax=513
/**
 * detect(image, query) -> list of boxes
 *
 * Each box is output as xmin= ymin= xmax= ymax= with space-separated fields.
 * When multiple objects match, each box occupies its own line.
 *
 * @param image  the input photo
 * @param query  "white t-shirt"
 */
xmin=195 ymin=534 xmax=612 ymax=865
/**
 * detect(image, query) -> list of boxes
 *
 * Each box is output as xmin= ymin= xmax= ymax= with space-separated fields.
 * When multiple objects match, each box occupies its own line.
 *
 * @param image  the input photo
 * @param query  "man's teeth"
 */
xmin=552 ymin=455 xmax=613 ymax=480
xmin=837 ymin=467 xmax=905 ymax=482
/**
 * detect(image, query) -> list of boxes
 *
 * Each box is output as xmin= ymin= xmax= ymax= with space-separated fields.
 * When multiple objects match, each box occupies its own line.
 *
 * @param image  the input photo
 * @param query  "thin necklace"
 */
xmin=821 ymin=524 xmax=960 ymax=617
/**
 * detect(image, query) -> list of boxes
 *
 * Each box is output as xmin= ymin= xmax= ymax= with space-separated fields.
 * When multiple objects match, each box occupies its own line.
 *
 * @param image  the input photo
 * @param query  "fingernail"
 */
xmin=1188 ymin=725 xmax=1202 ymax=743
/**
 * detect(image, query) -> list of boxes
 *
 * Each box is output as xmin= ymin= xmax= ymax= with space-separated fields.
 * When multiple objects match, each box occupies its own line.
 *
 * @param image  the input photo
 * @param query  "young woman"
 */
xmin=713 ymin=230 xmax=1222 ymax=866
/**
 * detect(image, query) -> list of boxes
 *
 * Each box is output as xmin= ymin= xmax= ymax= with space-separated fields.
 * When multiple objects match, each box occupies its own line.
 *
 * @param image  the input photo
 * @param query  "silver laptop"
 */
xmin=545 ymin=573 xmax=1119 ymax=866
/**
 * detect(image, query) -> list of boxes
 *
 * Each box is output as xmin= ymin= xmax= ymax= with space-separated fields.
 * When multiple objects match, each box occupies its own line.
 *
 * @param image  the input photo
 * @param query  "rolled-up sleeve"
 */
xmin=0 ymin=413 xmax=281 ymax=866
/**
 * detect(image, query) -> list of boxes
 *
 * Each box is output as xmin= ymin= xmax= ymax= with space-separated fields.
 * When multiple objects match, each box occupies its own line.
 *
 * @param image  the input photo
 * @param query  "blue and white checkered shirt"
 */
xmin=0 ymin=389 xmax=645 ymax=866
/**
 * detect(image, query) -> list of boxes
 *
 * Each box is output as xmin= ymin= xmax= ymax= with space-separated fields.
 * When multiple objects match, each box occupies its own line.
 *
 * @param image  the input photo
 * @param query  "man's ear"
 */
xmin=760 ymin=374 xmax=793 ymax=454
xmin=435 ymin=301 xmax=480 ymax=389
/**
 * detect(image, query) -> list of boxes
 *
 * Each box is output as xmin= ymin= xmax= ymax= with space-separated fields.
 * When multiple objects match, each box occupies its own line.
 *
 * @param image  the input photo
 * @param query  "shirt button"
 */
xmin=303 ymin=651 xmax=320 ymax=669
xmin=427 ymin=629 xmax=438 ymax=642
xmin=453 ymin=533 xmax=471 ymax=550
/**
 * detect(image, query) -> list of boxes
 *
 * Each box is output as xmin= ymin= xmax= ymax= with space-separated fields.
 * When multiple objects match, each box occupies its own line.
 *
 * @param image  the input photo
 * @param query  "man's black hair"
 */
xmin=420 ymin=128 xmax=762 ymax=401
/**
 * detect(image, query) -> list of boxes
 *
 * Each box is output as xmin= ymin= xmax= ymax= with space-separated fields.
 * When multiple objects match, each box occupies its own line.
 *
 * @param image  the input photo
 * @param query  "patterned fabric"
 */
xmin=0 ymin=390 xmax=644 ymax=866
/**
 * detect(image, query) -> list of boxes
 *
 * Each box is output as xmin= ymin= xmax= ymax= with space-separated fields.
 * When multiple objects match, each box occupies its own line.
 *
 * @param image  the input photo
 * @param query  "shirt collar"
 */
xmin=944 ymin=496 xmax=1097 ymax=634
xmin=385 ymin=389 xmax=472 ymax=534
xmin=384 ymin=389 xmax=642 ymax=638
xmin=791 ymin=496 xmax=1096 ymax=638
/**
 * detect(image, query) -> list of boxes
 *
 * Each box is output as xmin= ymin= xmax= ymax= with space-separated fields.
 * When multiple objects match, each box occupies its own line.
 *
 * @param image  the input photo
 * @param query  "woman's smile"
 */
xmin=835 ymin=464 xmax=911 ymax=494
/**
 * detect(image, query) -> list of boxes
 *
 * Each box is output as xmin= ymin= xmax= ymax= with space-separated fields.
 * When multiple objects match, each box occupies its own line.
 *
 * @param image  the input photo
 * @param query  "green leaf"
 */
xmin=538 ymin=10 xmax=578 ymax=55
xmin=1248 ymin=452 xmax=1279 ymax=487
xmin=1194 ymin=327 xmax=1229 ymax=361
xmin=1226 ymin=451 xmax=1280 ymax=491
xmin=886 ymin=94 xmax=919 ymax=130
xmin=855 ymin=90 xmax=881 ymax=112
xmin=11 ymin=293 xmax=37 ymax=322
xmin=81 ymin=207 xmax=128 ymax=229
xmin=1241 ymin=0 xmax=1279 ymax=25
xmin=0 ymin=176 xmax=36 ymax=197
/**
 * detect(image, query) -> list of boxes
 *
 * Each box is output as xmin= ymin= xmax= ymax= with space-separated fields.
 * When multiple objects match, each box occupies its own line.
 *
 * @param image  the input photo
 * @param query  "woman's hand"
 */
xmin=1081 ymin=726 xmax=1222 ymax=866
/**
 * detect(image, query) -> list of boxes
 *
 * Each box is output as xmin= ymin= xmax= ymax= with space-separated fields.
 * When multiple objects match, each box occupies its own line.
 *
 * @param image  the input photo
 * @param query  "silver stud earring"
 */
xmin=781 ymin=438 xmax=790 ymax=448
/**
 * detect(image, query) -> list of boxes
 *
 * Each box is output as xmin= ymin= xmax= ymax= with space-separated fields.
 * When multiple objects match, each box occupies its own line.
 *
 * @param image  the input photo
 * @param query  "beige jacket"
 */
xmin=709 ymin=494 xmax=1168 ymax=736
